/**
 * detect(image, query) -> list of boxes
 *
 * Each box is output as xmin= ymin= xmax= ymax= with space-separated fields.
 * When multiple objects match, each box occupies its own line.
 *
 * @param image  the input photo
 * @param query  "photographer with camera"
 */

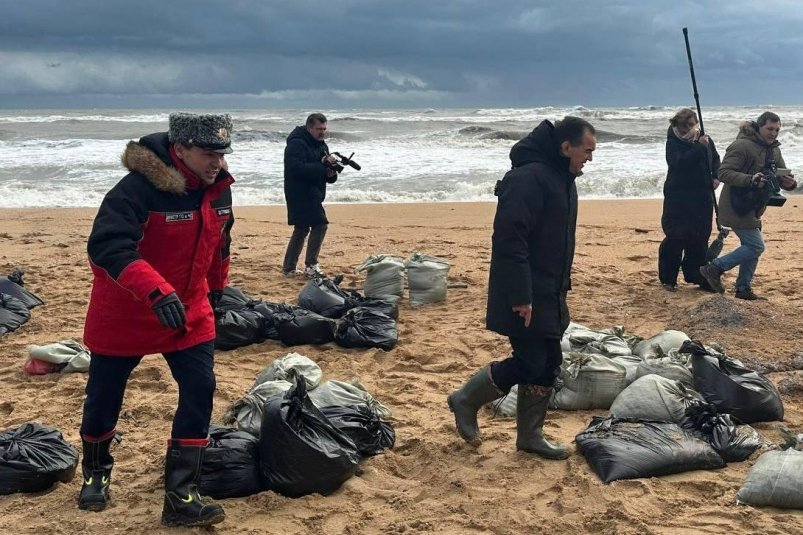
xmin=282 ymin=113 xmax=339 ymax=278
xmin=700 ymin=111 xmax=797 ymax=300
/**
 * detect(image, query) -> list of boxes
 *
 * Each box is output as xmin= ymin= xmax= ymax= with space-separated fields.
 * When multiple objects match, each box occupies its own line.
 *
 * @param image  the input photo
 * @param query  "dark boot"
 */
xmin=78 ymin=435 xmax=116 ymax=511
xmin=161 ymin=442 xmax=225 ymax=528
xmin=515 ymin=385 xmax=569 ymax=460
xmin=447 ymin=365 xmax=505 ymax=446
xmin=699 ymin=263 xmax=725 ymax=294
xmin=735 ymin=287 xmax=767 ymax=301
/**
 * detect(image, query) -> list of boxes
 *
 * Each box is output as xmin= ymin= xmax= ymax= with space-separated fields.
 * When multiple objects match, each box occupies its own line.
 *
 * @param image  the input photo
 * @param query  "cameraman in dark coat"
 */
xmin=700 ymin=111 xmax=797 ymax=300
xmin=448 ymin=117 xmax=596 ymax=460
xmin=659 ymin=108 xmax=720 ymax=292
xmin=282 ymin=113 xmax=338 ymax=278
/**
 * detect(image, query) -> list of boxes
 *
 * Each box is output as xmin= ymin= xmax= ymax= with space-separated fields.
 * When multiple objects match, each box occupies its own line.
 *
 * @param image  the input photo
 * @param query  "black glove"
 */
xmin=208 ymin=290 xmax=223 ymax=311
xmin=152 ymin=292 xmax=186 ymax=329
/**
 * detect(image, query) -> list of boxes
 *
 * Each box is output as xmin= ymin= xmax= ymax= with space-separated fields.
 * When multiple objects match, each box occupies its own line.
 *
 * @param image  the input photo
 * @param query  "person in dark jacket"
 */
xmin=79 ymin=113 xmax=234 ymax=527
xmin=282 ymin=113 xmax=338 ymax=278
xmin=448 ymin=117 xmax=596 ymax=460
xmin=658 ymin=108 xmax=721 ymax=292
xmin=700 ymin=111 xmax=797 ymax=300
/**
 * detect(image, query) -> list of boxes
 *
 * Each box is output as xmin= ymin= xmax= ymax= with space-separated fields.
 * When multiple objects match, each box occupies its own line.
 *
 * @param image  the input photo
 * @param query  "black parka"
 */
xmin=661 ymin=127 xmax=720 ymax=239
xmin=283 ymin=126 xmax=337 ymax=226
xmin=486 ymin=120 xmax=578 ymax=339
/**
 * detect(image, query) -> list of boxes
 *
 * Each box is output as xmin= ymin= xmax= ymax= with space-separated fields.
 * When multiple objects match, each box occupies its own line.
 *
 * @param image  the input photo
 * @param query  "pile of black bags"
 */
xmin=214 ymin=279 xmax=398 ymax=351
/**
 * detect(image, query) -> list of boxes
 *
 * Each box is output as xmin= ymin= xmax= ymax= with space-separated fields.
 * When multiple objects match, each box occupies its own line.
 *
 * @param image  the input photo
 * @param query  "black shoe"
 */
xmin=699 ymin=263 xmax=725 ymax=294
xmin=696 ymin=281 xmax=718 ymax=293
xmin=735 ymin=288 xmax=767 ymax=301
xmin=78 ymin=434 xmax=118 ymax=512
xmin=661 ymin=282 xmax=677 ymax=292
xmin=162 ymin=443 xmax=225 ymax=527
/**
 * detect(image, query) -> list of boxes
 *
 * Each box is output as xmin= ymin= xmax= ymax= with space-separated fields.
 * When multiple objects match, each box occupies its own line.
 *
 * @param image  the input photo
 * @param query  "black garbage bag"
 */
xmin=0 ymin=269 xmax=44 ymax=309
xmin=344 ymin=294 xmax=399 ymax=320
xmin=214 ymin=308 xmax=269 ymax=350
xmin=575 ymin=416 xmax=726 ymax=484
xmin=335 ymin=307 xmax=398 ymax=350
xmin=320 ymin=405 xmax=395 ymax=457
xmin=199 ymin=425 xmax=262 ymax=499
xmin=298 ymin=277 xmax=351 ymax=318
xmin=0 ymin=293 xmax=31 ymax=335
xmin=684 ymin=340 xmax=784 ymax=423
xmin=254 ymin=302 xmax=301 ymax=340
xmin=274 ymin=308 xmax=336 ymax=346
xmin=0 ymin=422 xmax=78 ymax=494
xmin=216 ymin=285 xmax=255 ymax=312
xmin=259 ymin=374 xmax=360 ymax=497
xmin=682 ymin=403 xmax=762 ymax=462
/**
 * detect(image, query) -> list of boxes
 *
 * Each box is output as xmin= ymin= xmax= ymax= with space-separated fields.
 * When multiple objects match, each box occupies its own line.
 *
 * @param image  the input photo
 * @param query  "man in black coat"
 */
xmin=282 ymin=113 xmax=338 ymax=278
xmin=448 ymin=117 xmax=596 ymax=459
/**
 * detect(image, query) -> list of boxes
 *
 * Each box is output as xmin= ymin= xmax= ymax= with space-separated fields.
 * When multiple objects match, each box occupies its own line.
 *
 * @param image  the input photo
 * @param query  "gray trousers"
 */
xmin=282 ymin=224 xmax=328 ymax=272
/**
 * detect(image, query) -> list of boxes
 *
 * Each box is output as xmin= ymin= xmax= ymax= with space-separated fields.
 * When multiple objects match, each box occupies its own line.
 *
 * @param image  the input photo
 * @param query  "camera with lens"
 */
xmin=323 ymin=151 xmax=361 ymax=173
xmin=762 ymin=161 xmax=787 ymax=208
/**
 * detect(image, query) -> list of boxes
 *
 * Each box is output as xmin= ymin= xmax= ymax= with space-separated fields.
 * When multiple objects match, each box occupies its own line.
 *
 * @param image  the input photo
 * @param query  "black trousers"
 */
xmin=282 ymin=223 xmax=328 ymax=272
xmin=490 ymin=336 xmax=563 ymax=391
xmin=80 ymin=341 xmax=215 ymax=441
xmin=658 ymin=234 xmax=707 ymax=286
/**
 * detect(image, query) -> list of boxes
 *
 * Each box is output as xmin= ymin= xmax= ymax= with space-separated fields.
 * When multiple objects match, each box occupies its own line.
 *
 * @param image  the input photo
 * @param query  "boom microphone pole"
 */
xmin=683 ymin=27 xmax=728 ymax=261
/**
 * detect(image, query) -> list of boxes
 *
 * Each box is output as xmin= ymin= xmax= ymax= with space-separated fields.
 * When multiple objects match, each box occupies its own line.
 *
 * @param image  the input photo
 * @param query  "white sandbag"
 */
xmin=27 ymin=340 xmax=91 ymax=373
xmin=308 ymin=380 xmax=392 ymax=419
xmin=736 ymin=449 xmax=803 ymax=509
xmin=221 ymin=380 xmax=293 ymax=437
xmin=633 ymin=353 xmax=693 ymax=387
xmin=486 ymin=385 xmax=519 ymax=418
xmin=356 ymin=254 xmax=405 ymax=298
xmin=404 ymin=252 xmax=450 ymax=306
xmin=566 ymin=326 xmax=633 ymax=356
xmin=252 ymin=353 xmax=322 ymax=390
xmin=610 ymin=354 xmax=643 ymax=385
xmin=551 ymin=353 xmax=628 ymax=410
xmin=610 ymin=374 xmax=704 ymax=424
xmin=632 ymin=330 xmax=690 ymax=358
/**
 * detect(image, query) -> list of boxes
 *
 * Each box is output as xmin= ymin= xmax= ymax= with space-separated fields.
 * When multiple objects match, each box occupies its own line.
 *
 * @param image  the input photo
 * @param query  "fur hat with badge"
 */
xmin=168 ymin=112 xmax=233 ymax=154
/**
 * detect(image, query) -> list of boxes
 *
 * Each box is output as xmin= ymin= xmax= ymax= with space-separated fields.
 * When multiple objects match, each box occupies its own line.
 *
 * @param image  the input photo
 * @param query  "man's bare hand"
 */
xmin=512 ymin=304 xmax=532 ymax=328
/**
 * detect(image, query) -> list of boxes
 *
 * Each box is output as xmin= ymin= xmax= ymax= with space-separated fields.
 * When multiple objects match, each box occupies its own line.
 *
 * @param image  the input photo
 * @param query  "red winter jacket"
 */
xmin=83 ymin=133 xmax=234 ymax=356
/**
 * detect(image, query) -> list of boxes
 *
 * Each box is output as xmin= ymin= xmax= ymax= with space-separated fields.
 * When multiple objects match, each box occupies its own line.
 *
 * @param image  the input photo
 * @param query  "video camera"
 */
xmin=761 ymin=159 xmax=788 ymax=208
xmin=324 ymin=152 xmax=361 ymax=173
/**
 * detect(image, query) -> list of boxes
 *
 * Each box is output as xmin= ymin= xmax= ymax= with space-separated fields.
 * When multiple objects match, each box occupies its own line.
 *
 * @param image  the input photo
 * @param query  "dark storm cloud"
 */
xmin=2 ymin=0 xmax=802 ymax=107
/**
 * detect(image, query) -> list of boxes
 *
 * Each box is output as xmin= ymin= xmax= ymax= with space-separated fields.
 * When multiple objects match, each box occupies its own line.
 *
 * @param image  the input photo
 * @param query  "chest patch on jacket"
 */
xmin=165 ymin=212 xmax=194 ymax=222
xmin=216 ymin=207 xmax=232 ymax=217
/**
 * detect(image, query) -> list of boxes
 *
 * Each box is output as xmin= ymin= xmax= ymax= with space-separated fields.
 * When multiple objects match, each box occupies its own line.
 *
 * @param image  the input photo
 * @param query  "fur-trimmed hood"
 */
xmin=120 ymin=132 xmax=229 ymax=194
xmin=736 ymin=121 xmax=780 ymax=148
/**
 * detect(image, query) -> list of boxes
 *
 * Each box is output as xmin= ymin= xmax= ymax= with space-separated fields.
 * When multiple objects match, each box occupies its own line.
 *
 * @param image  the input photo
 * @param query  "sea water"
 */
xmin=0 ymin=106 xmax=800 ymax=208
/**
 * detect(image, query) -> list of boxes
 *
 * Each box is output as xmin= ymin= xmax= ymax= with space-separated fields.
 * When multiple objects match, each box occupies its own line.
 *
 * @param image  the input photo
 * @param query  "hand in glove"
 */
xmin=152 ymin=292 xmax=186 ymax=329
xmin=208 ymin=290 xmax=223 ymax=311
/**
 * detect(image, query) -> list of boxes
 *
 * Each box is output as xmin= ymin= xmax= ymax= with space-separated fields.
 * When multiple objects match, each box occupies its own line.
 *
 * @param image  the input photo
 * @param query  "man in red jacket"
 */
xmin=78 ymin=113 xmax=234 ymax=527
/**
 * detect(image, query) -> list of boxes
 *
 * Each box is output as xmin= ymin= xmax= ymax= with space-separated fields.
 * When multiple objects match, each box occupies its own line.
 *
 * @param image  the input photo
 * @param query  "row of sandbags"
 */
xmin=490 ymin=327 xmax=783 ymax=424
xmin=214 ymin=284 xmax=398 ymax=351
xmin=206 ymin=354 xmax=394 ymax=498
xmin=356 ymin=252 xmax=450 ymax=305
xmin=576 ymin=416 xmax=803 ymax=510
xmin=0 ymin=270 xmax=44 ymax=335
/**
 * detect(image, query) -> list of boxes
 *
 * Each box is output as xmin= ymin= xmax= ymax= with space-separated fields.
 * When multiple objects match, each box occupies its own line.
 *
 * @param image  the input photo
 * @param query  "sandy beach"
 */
xmin=0 ymin=199 xmax=801 ymax=535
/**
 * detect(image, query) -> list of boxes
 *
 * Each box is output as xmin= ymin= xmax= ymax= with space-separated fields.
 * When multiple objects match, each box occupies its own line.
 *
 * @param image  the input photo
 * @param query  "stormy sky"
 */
xmin=2 ymin=0 xmax=802 ymax=108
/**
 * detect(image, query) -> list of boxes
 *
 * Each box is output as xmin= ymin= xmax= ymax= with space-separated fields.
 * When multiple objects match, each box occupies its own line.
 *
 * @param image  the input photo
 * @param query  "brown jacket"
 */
xmin=718 ymin=121 xmax=789 ymax=229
